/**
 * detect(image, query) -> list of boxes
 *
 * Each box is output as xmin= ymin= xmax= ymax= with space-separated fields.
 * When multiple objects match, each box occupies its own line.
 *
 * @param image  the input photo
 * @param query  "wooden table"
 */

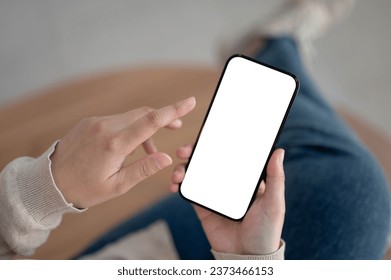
xmin=1 ymin=66 xmax=390 ymax=259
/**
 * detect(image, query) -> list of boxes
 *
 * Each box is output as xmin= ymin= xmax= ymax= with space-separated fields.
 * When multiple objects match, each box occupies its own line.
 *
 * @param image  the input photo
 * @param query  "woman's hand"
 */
xmin=170 ymin=144 xmax=285 ymax=255
xmin=50 ymin=97 xmax=196 ymax=209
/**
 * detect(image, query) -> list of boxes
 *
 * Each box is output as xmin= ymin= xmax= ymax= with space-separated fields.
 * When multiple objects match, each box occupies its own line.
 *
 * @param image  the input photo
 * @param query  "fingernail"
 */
xmin=183 ymin=96 xmax=196 ymax=108
xmin=172 ymin=119 xmax=182 ymax=127
xmin=157 ymin=154 xmax=173 ymax=169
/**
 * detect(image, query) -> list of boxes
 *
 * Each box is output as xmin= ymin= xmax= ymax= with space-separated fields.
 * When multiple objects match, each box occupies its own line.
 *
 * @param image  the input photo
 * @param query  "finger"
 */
xmin=142 ymin=123 xmax=186 ymax=155
xmin=142 ymin=138 xmax=157 ymax=154
xmin=169 ymin=144 xmax=192 ymax=193
xmin=116 ymin=97 xmax=196 ymax=155
xmin=192 ymin=204 xmax=212 ymax=221
xmin=171 ymin=164 xmax=185 ymax=184
xmin=166 ymin=119 xmax=183 ymax=129
xmin=117 ymin=107 xmax=182 ymax=129
xmin=263 ymin=149 xmax=285 ymax=205
xmin=145 ymin=120 xmax=183 ymax=154
xmin=111 ymin=152 xmax=173 ymax=195
xmin=100 ymin=107 xmax=182 ymax=133
xmin=169 ymin=183 xmax=179 ymax=193
xmin=176 ymin=144 xmax=193 ymax=159
xmin=169 ymin=164 xmax=186 ymax=193
xmin=113 ymin=106 xmax=155 ymax=129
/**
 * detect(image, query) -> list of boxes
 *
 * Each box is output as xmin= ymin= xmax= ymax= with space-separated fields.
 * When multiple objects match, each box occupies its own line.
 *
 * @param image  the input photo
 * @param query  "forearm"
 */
xmin=0 ymin=142 xmax=82 ymax=259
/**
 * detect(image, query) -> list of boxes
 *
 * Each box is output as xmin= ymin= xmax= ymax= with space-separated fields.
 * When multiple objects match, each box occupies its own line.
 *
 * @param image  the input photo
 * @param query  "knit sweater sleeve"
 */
xmin=211 ymin=240 xmax=285 ymax=260
xmin=0 ymin=142 xmax=82 ymax=259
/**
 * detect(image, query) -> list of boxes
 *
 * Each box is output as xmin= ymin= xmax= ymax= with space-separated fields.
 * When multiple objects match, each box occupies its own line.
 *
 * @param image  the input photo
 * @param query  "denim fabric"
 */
xmin=76 ymin=37 xmax=390 ymax=260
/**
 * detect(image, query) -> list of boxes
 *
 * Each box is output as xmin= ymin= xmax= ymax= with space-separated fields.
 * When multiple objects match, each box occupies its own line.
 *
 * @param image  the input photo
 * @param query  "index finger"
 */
xmin=115 ymin=97 xmax=196 ymax=155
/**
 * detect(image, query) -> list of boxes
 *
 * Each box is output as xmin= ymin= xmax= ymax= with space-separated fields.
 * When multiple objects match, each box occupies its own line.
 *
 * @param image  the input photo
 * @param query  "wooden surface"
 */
xmin=0 ymin=66 xmax=390 ymax=259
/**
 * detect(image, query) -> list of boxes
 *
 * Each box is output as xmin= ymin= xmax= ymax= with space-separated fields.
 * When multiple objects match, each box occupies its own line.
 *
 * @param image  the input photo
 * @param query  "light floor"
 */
xmin=0 ymin=0 xmax=390 ymax=137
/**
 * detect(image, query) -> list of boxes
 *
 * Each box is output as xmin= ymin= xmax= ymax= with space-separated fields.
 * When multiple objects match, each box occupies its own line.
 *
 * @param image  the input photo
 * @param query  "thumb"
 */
xmin=112 ymin=152 xmax=172 ymax=195
xmin=263 ymin=149 xmax=285 ymax=205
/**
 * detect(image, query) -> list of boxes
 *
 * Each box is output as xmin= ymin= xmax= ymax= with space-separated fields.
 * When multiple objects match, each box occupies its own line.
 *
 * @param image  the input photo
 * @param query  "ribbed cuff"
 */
xmin=17 ymin=141 xmax=83 ymax=226
xmin=211 ymin=240 xmax=285 ymax=260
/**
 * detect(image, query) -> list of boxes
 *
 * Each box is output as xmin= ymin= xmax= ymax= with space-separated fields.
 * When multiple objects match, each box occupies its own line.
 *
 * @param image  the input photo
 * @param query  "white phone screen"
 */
xmin=179 ymin=55 xmax=299 ymax=220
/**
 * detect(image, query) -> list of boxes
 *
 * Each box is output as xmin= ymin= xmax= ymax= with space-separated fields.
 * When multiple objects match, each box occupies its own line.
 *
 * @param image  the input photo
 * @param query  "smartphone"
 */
xmin=179 ymin=55 xmax=299 ymax=220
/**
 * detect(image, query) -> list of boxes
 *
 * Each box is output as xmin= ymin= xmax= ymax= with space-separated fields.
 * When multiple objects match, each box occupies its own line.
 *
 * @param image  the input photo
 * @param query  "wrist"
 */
xmin=49 ymin=141 xmax=84 ymax=209
xmin=18 ymin=141 xmax=83 ymax=225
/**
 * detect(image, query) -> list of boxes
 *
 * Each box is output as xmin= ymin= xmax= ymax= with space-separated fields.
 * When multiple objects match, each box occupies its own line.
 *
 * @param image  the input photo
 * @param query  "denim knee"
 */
xmin=338 ymin=149 xmax=390 ymax=258
xmin=282 ymin=143 xmax=390 ymax=259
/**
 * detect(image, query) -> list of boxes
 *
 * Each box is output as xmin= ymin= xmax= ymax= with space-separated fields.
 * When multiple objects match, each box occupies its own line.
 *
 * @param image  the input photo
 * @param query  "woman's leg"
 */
xmin=256 ymin=37 xmax=390 ymax=259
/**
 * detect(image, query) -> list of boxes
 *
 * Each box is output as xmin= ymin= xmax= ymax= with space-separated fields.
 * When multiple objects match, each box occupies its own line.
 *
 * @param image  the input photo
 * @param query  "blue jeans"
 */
xmin=76 ymin=37 xmax=391 ymax=260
